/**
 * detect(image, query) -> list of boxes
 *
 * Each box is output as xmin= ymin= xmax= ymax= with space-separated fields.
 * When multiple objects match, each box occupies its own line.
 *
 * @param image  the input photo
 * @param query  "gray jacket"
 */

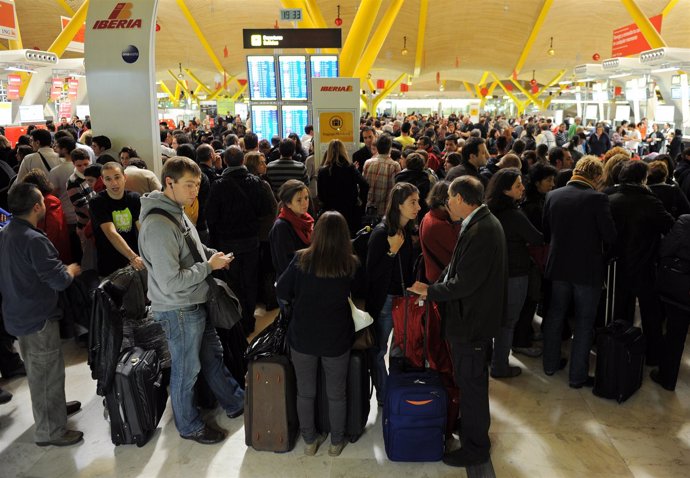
xmin=138 ymin=191 xmax=216 ymax=311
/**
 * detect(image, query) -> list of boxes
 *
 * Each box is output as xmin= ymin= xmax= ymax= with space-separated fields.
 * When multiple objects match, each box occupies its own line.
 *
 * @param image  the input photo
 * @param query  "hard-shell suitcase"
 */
xmin=593 ymin=260 xmax=646 ymax=403
xmin=105 ymin=347 xmax=167 ymax=446
xmin=244 ymin=356 xmax=299 ymax=452
xmin=315 ymin=349 xmax=372 ymax=443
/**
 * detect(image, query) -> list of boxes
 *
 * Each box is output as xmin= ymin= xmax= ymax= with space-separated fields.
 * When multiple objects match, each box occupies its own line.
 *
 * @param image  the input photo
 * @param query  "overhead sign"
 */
xmin=7 ymin=74 xmax=20 ymax=100
xmin=61 ymin=16 xmax=86 ymax=53
xmin=0 ymin=0 xmax=17 ymax=40
xmin=611 ymin=15 xmax=662 ymax=58
xmin=280 ymin=9 xmax=302 ymax=21
xmin=243 ymin=28 xmax=341 ymax=49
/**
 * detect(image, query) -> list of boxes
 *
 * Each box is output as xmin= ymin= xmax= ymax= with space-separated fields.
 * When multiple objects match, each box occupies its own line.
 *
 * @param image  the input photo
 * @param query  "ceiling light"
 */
xmin=547 ymin=37 xmax=555 ymax=56
xmin=177 ymin=62 xmax=184 ymax=79
xmin=401 ymin=36 xmax=408 ymax=56
xmin=5 ymin=66 xmax=36 ymax=73
xmin=651 ymin=66 xmax=680 ymax=73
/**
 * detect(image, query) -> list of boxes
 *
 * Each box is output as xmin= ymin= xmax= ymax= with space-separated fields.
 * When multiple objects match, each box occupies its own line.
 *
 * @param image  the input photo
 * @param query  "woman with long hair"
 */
xmin=276 ymin=212 xmax=359 ymax=457
xmin=269 ymin=179 xmax=313 ymax=276
xmin=317 ymin=140 xmax=369 ymax=234
xmin=485 ymin=168 xmax=544 ymax=378
xmin=365 ymin=182 xmax=421 ymax=404
xmin=288 ymin=133 xmax=306 ymax=163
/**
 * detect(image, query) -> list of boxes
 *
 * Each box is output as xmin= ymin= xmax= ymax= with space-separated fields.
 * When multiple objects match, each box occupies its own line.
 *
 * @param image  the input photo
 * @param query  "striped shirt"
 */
xmin=266 ymin=158 xmax=309 ymax=194
xmin=363 ymin=155 xmax=401 ymax=215
xmin=66 ymin=172 xmax=96 ymax=229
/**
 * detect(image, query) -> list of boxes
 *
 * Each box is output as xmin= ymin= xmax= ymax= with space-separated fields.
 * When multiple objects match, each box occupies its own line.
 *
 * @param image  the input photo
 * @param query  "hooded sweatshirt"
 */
xmin=138 ymin=190 xmax=216 ymax=311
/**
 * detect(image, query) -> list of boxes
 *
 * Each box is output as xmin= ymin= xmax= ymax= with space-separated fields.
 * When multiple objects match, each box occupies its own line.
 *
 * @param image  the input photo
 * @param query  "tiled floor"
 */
xmin=1 ymin=308 xmax=689 ymax=478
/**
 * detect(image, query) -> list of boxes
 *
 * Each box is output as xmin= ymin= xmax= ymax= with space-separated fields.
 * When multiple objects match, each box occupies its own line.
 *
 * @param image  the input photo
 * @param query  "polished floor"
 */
xmin=1 ymin=307 xmax=689 ymax=478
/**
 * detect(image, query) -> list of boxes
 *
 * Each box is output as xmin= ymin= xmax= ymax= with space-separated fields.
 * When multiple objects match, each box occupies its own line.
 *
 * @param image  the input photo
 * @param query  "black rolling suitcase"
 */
xmin=105 ymin=347 xmax=168 ymax=446
xmin=244 ymin=356 xmax=299 ymax=452
xmin=593 ymin=260 xmax=646 ymax=403
xmin=315 ymin=349 xmax=372 ymax=443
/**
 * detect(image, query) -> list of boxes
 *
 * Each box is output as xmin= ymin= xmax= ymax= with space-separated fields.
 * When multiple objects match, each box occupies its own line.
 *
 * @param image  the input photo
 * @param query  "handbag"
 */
xmin=147 ymin=208 xmax=242 ymax=330
xmin=352 ymin=326 xmax=375 ymax=350
xmin=349 ymin=297 xmax=373 ymax=332
xmin=245 ymin=308 xmax=290 ymax=360
xmin=656 ymin=257 xmax=690 ymax=310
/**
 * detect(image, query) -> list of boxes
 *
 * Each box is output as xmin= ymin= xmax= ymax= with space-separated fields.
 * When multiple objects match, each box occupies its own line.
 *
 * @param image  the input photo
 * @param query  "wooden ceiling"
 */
xmin=13 ymin=0 xmax=690 ymax=95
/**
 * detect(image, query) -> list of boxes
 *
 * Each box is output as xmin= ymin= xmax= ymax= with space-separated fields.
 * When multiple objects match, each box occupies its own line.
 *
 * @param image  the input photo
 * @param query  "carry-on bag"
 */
xmin=105 ymin=347 xmax=167 ymax=446
xmin=383 ymin=262 xmax=448 ymax=462
xmin=244 ymin=355 xmax=299 ymax=452
xmin=315 ymin=349 xmax=372 ymax=443
xmin=593 ymin=260 xmax=646 ymax=403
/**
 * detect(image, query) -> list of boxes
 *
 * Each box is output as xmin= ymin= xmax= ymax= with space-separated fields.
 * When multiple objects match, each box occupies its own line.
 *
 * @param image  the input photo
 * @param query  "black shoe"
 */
xmin=569 ymin=376 xmax=595 ymax=389
xmin=181 ymin=425 xmax=226 ymax=444
xmin=0 ymin=387 xmax=12 ymax=404
xmin=2 ymin=364 xmax=26 ymax=379
xmin=442 ymin=448 xmax=490 ymax=468
xmin=66 ymin=401 xmax=81 ymax=416
xmin=650 ymin=369 xmax=674 ymax=392
xmin=36 ymin=429 xmax=84 ymax=447
xmin=544 ymin=358 xmax=568 ymax=376
xmin=226 ymin=407 xmax=244 ymax=419
xmin=490 ymin=366 xmax=522 ymax=379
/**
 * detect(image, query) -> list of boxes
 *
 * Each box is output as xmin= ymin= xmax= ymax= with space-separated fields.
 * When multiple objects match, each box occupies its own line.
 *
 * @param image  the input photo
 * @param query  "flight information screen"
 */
xmin=310 ymin=55 xmax=339 ymax=78
xmin=247 ymin=56 xmax=277 ymax=101
xmin=282 ymin=105 xmax=309 ymax=137
xmin=251 ymin=105 xmax=279 ymax=140
xmin=279 ymin=55 xmax=308 ymax=100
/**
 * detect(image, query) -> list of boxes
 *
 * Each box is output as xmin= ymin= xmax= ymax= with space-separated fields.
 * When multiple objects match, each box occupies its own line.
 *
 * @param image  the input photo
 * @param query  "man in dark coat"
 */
xmin=542 ymin=156 xmax=617 ymax=388
xmin=445 ymin=136 xmax=490 ymax=186
xmin=409 ymin=176 xmax=508 ymax=468
xmin=608 ymin=161 xmax=674 ymax=365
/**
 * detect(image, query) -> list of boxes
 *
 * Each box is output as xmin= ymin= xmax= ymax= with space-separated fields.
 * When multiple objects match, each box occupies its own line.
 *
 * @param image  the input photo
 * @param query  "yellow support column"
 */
xmin=46 ymin=0 xmax=89 ymax=57
xmin=463 ymin=81 xmax=476 ymax=97
xmin=184 ymin=69 xmax=213 ymax=95
xmin=512 ymin=0 xmax=554 ymax=77
xmin=353 ymin=0 xmax=405 ymax=79
xmin=208 ymin=86 xmax=225 ymax=101
xmin=662 ymin=0 xmax=680 ymax=16
xmin=490 ymin=73 xmax=527 ymax=114
xmin=176 ymin=0 xmax=226 ymax=75
xmin=55 ymin=0 xmax=76 ymax=16
xmin=371 ymin=73 xmax=406 ymax=115
xmin=413 ymin=0 xmax=429 ymax=77
xmin=168 ymin=70 xmax=194 ymax=101
xmin=230 ymin=84 xmax=248 ymax=101
xmin=510 ymin=79 xmax=542 ymax=107
xmin=620 ymin=0 xmax=666 ymax=49
xmin=340 ymin=0 xmax=383 ymax=77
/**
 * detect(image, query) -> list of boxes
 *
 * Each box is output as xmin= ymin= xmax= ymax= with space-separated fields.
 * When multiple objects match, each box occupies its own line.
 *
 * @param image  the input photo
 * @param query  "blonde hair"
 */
xmin=603 ymin=147 xmax=631 ymax=163
xmin=602 ymin=153 xmax=630 ymax=187
xmin=573 ymin=155 xmax=604 ymax=181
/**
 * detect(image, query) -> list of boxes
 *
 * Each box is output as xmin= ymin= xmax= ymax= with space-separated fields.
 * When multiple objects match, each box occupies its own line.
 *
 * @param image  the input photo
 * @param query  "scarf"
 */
xmin=568 ymin=174 xmax=597 ymax=190
xmin=278 ymin=206 xmax=314 ymax=245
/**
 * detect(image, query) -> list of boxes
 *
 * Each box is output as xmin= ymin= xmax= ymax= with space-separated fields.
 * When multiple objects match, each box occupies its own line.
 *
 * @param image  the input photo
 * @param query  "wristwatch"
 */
xmin=386 ymin=250 xmax=396 ymax=257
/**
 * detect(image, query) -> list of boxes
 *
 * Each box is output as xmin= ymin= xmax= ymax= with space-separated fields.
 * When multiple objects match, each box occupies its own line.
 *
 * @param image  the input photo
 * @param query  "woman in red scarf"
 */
xmin=269 ymin=179 xmax=314 ymax=277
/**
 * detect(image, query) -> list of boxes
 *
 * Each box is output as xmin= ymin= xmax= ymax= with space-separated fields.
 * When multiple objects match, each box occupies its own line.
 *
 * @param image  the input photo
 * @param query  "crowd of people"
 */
xmin=1 ymin=111 xmax=689 ymax=467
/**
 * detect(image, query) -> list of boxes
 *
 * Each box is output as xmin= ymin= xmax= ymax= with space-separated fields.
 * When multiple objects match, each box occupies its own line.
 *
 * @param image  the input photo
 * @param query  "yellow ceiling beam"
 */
xmin=478 ymin=71 xmax=489 ymax=86
xmin=353 ymin=0 xmax=405 ymax=80
xmin=184 ymin=68 xmax=213 ymax=95
xmin=662 ymin=0 xmax=680 ymax=16
xmin=367 ymin=78 xmax=376 ymax=92
xmin=158 ymin=81 xmax=176 ymax=103
xmin=413 ymin=0 xmax=429 ymax=77
xmin=489 ymin=74 xmax=527 ymax=114
xmin=620 ymin=0 xmax=666 ymax=49
xmin=340 ymin=0 xmax=383 ymax=77
xmin=510 ymin=78 xmax=541 ymax=105
xmin=175 ymin=0 xmax=226 ymax=76
xmin=463 ymin=81 xmax=475 ymax=96
xmin=230 ymin=84 xmax=248 ymax=101
xmin=371 ymin=72 xmax=406 ymax=115
xmin=55 ymin=0 xmax=76 ymax=16
xmin=486 ymin=81 xmax=499 ymax=96
xmin=208 ymin=85 xmax=226 ymax=101
xmin=168 ymin=70 xmax=194 ymax=100
xmin=47 ymin=0 xmax=89 ymax=57
xmin=513 ymin=0 xmax=554 ymax=77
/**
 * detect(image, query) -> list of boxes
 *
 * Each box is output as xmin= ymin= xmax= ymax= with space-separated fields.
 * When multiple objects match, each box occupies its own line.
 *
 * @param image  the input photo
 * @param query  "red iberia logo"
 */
xmin=93 ymin=3 xmax=142 ymax=29
xmin=320 ymin=86 xmax=353 ymax=92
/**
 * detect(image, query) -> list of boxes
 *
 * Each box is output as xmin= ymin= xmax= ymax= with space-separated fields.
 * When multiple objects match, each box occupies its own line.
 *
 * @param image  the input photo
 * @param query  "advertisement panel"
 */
xmin=612 ymin=15 xmax=662 ymax=58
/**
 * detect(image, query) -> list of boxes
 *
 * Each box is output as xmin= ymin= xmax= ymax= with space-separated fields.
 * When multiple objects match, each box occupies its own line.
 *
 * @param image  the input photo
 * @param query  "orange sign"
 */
xmin=0 ymin=0 xmax=17 ymax=40
xmin=319 ymin=112 xmax=353 ymax=143
xmin=7 ymin=73 xmax=20 ymax=100
xmin=612 ymin=15 xmax=663 ymax=58
xmin=61 ymin=16 xmax=86 ymax=53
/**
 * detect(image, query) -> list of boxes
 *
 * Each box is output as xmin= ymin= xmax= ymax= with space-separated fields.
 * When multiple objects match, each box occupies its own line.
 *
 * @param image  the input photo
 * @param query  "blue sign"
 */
xmin=247 ymin=56 xmax=277 ymax=101
xmin=279 ymin=56 xmax=308 ymax=101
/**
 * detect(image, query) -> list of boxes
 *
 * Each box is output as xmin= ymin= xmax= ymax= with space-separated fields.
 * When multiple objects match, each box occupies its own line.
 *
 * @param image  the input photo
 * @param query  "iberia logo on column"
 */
xmin=93 ymin=3 xmax=142 ymax=29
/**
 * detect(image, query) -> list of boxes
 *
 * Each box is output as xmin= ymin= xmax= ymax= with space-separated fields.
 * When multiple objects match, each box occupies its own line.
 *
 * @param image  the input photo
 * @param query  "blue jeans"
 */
xmin=491 ymin=276 xmax=529 ymax=374
xmin=542 ymin=281 xmax=601 ymax=385
xmin=368 ymin=295 xmax=394 ymax=403
xmin=154 ymin=304 xmax=245 ymax=436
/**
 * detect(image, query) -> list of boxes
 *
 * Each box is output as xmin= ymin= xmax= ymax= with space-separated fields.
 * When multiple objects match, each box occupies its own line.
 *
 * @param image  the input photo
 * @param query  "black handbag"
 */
xmin=148 ymin=208 xmax=242 ymax=329
xmin=245 ymin=308 xmax=290 ymax=361
xmin=656 ymin=257 xmax=690 ymax=311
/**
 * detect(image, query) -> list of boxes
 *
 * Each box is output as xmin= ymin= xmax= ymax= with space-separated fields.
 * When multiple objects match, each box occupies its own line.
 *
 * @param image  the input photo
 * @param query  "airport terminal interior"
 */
xmin=2 ymin=0 xmax=690 ymax=477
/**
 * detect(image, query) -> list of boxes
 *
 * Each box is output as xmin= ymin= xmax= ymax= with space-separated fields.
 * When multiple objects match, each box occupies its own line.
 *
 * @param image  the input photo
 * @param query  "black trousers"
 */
xmin=217 ymin=238 xmax=259 ymax=334
xmin=658 ymin=302 xmax=689 ymax=390
xmin=514 ymin=265 xmax=541 ymax=347
xmin=449 ymin=340 xmax=491 ymax=458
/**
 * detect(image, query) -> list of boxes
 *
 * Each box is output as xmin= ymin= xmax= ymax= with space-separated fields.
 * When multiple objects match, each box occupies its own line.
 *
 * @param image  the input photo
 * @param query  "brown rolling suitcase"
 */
xmin=244 ymin=355 xmax=299 ymax=452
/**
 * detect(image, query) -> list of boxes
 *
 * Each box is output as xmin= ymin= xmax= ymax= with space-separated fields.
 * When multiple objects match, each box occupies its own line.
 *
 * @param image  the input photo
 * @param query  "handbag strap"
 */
xmin=397 ymin=253 xmax=408 ymax=361
xmin=37 ymin=151 xmax=52 ymax=171
xmin=147 ymin=207 xmax=214 ymax=289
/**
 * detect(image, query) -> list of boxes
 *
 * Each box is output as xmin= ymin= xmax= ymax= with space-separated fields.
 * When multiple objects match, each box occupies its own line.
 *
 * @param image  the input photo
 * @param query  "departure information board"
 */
xmin=279 ymin=55 xmax=308 ymax=101
xmin=310 ymin=55 xmax=339 ymax=78
xmin=247 ymin=56 xmax=277 ymax=101
xmin=251 ymin=105 xmax=279 ymax=140
xmin=282 ymin=105 xmax=309 ymax=137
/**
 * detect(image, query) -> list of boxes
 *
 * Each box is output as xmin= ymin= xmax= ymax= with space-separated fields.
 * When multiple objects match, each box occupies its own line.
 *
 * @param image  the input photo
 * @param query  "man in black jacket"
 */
xmin=445 ymin=136 xmax=490 ymax=185
xmin=542 ymin=156 xmax=617 ymax=388
xmin=608 ymin=161 xmax=674 ymax=365
xmin=205 ymin=146 xmax=277 ymax=334
xmin=409 ymin=176 xmax=507 ymax=468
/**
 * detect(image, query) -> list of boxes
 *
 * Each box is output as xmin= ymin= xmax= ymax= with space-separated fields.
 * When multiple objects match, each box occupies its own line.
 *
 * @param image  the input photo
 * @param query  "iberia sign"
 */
xmin=93 ymin=2 xmax=142 ymax=30
xmin=320 ymin=86 xmax=353 ymax=92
